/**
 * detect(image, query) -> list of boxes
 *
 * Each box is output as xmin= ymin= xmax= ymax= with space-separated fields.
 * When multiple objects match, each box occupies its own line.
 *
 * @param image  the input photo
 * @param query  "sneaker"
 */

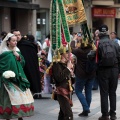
xmin=98 ymin=116 xmax=110 ymax=120
xmin=78 ymin=111 xmax=89 ymax=117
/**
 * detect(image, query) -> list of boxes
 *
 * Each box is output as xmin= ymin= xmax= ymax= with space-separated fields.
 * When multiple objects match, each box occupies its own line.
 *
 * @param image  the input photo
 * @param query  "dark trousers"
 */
xmin=57 ymin=94 xmax=73 ymax=120
xmin=98 ymin=67 xmax=119 ymax=116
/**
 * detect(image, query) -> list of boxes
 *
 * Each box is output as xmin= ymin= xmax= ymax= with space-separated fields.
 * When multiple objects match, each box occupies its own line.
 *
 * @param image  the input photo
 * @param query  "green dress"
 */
xmin=0 ymin=51 xmax=34 ymax=119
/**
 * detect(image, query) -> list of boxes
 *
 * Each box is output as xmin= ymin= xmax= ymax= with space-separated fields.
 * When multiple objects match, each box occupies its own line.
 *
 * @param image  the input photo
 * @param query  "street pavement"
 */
xmin=1 ymin=81 xmax=120 ymax=120
xmin=23 ymin=80 xmax=120 ymax=120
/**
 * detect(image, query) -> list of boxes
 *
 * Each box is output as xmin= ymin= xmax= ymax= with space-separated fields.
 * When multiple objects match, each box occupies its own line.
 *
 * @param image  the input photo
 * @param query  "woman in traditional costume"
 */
xmin=0 ymin=33 xmax=34 ymax=120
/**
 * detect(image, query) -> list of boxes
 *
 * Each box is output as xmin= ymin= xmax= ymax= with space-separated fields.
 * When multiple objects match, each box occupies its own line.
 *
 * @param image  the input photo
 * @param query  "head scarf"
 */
xmin=37 ymin=41 xmax=43 ymax=50
xmin=0 ymin=33 xmax=19 ymax=54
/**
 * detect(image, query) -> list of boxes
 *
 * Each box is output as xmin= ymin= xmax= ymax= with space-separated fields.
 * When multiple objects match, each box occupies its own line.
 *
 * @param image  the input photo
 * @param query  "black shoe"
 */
xmin=109 ymin=111 xmax=117 ymax=120
xmin=110 ymin=115 xmax=117 ymax=120
xmin=78 ymin=111 xmax=89 ymax=117
xmin=88 ymin=110 xmax=90 ymax=113
xmin=92 ymin=88 xmax=98 ymax=90
xmin=18 ymin=118 xmax=23 ymax=120
xmin=98 ymin=116 xmax=110 ymax=120
xmin=33 ymin=93 xmax=42 ymax=99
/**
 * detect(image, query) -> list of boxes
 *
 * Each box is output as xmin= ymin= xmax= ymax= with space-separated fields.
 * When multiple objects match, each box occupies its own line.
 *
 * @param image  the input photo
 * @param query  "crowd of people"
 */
xmin=0 ymin=24 xmax=120 ymax=120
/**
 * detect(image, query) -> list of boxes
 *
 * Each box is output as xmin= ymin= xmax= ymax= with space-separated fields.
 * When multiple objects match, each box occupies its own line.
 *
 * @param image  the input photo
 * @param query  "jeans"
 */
xmin=92 ymin=77 xmax=99 ymax=89
xmin=75 ymin=76 xmax=94 ymax=111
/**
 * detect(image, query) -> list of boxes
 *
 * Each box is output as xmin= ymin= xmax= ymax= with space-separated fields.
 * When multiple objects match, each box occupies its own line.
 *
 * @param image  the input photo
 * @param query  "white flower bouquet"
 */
xmin=2 ymin=70 xmax=16 ymax=79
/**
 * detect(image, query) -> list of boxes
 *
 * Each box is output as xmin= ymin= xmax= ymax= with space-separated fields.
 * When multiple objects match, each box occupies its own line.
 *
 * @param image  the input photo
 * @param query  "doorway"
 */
xmin=0 ymin=9 xmax=2 ymax=33
xmin=92 ymin=18 xmax=103 ymax=32
xmin=10 ymin=8 xmax=17 ymax=30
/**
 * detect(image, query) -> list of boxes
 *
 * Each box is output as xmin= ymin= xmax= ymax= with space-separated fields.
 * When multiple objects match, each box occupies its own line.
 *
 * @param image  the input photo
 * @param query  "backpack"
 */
xmin=86 ymin=50 xmax=97 ymax=73
xmin=86 ymin=59 xmax=97 ymax=73
xmin=98 ymin=40 xmax=116 ymax=67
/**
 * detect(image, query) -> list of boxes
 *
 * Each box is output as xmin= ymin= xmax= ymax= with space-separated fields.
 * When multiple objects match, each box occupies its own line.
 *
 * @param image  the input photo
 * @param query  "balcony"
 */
xmin=92 ymin=0 xmax=114 ymax=6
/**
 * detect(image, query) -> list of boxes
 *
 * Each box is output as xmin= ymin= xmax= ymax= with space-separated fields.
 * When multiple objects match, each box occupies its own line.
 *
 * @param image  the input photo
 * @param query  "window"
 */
xmin=7 ymin=0 xmax=32 ymax=2
xmin=115 ymin=0 xmax=120 ymax=3
xmin=18 ymin=0 xmax=32 ymax=2
xmin=0 ymin=9 xmax=2 ymax=34
xmin=36 ymin=9 xmax=49 ymax=42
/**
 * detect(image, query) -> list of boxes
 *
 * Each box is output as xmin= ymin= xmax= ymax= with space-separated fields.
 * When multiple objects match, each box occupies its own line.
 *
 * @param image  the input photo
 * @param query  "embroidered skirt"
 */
xmin=0 ymin=83 xmax=34 ymax=119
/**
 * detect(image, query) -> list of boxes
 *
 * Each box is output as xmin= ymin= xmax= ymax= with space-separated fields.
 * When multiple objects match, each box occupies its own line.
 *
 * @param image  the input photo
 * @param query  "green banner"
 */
xmin=56 ymin=1 xmax=61 ymax=49
xmin=50 ymin=0 xmax=57 ymax=50
xmin=58 ymin=0 xmax=71 ymax=43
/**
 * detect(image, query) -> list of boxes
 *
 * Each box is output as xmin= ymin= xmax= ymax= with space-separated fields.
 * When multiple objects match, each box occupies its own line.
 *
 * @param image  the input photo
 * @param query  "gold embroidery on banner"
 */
xmin=63 ymin=0 xmax=86 ymax=25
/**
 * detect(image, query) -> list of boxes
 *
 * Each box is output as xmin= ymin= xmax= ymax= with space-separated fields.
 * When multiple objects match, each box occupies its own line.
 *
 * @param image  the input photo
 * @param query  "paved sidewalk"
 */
xmin=23 ymin=80 xmax=120 ymax=120
xmin=1 ymin=81 xmax=120 ymax=120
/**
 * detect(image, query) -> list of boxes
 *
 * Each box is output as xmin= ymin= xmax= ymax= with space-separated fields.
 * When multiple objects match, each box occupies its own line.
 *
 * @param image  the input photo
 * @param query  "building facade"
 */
xmin=91 ymin=0 xmax=120 ymax=37
xmin=1 ymin=0 xmax=120 ymax=41
xmin=0 ymin=0 xmax=51 ymax=42
xmin=0 ymin=0 xmax=40 ymax=36
xmin=33 ymin=0 xmax=51 ymax=42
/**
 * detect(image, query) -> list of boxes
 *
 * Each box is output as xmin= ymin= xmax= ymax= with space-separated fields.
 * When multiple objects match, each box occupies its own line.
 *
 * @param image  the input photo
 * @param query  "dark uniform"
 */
xmin=97 ymin=25 xmax=120 ymax=120
xmin=52 ymin=62 xmax=73 ymax=120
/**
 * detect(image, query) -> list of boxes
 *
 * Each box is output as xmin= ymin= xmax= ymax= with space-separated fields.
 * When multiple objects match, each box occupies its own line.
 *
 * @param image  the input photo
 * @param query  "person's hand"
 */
xmin=13 ymin=51 xmax=20 ymax=57
xmin=67 ymin=61 xmax=73 ymax=70
xmin=70 ymin=70 xmax=74 ymax=76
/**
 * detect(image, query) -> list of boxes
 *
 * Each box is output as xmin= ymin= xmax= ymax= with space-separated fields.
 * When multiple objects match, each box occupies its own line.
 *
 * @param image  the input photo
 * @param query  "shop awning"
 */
xmin=0 ymin=1 xmax=40 ymax=10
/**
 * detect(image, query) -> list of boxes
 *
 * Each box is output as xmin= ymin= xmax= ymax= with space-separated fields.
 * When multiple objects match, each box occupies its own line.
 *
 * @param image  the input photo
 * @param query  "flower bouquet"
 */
xmin=2 ymin=70 xmax=16 ymax=80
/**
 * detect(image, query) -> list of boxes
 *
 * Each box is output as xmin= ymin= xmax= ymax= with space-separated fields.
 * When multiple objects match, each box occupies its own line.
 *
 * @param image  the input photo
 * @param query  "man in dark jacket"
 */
xmin=12 ymin=29 xmax=42 ymax=99
xmin=97 ymin=25 xmax=120 ymax=120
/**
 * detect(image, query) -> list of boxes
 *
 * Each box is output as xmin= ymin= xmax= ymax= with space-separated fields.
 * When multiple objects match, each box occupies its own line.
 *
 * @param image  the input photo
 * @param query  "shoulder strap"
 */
xmin=95 ymin=40 xmax=99 ymax=63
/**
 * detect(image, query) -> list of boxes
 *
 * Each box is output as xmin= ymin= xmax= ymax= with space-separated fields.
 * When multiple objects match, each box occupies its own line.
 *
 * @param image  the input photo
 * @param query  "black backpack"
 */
xmin=98 ymin=40 xmax=117 ymax=67
xmin=86 ymin=50 xmax=97 ymax=73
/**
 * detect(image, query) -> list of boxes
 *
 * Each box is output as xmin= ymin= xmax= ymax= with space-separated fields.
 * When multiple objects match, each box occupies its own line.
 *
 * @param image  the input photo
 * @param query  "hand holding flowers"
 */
xmin=3 ymin=70 xmax=15 ymax=79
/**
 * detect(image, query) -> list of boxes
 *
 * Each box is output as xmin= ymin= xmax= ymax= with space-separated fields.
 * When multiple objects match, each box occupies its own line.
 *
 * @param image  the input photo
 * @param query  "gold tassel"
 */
xmin=86 ymin=38 xmax=88 ymax=45
xmin=46 ymin=62 xmax=53 ymax=74
xmin=53 ymin=55 xmax=58 ymax=62
xmin=46 ymin=68 xmax=50 ymax=74
xmin=76 ymin=42 xmax=81 ymax=48
xmin=57 ymin=50 xmax=61 ymax=61
xmin=68 ymin=43 xmax=71 ymax=52
xmin=84 ymin=42 xmax=87 ymax=47
xmin=92 ymin=42 xmax=97 ymax=51
xmin=68 ymin=80 xmax=73 ymax=92
xmin=82 ymin=39 xmax=85 ymax=44
xmin=63 ymin=46 xmax=66 ymax=54
xmin=51 ymin=91 xmax=55 ymax=99
xmin=84 ymin=38 xmax=88 ymax=47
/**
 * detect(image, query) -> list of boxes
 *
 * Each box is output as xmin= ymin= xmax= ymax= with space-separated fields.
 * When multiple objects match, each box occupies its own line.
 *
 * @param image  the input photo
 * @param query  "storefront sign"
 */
xmin=92 ymin=7 xmax=116 ymax=18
